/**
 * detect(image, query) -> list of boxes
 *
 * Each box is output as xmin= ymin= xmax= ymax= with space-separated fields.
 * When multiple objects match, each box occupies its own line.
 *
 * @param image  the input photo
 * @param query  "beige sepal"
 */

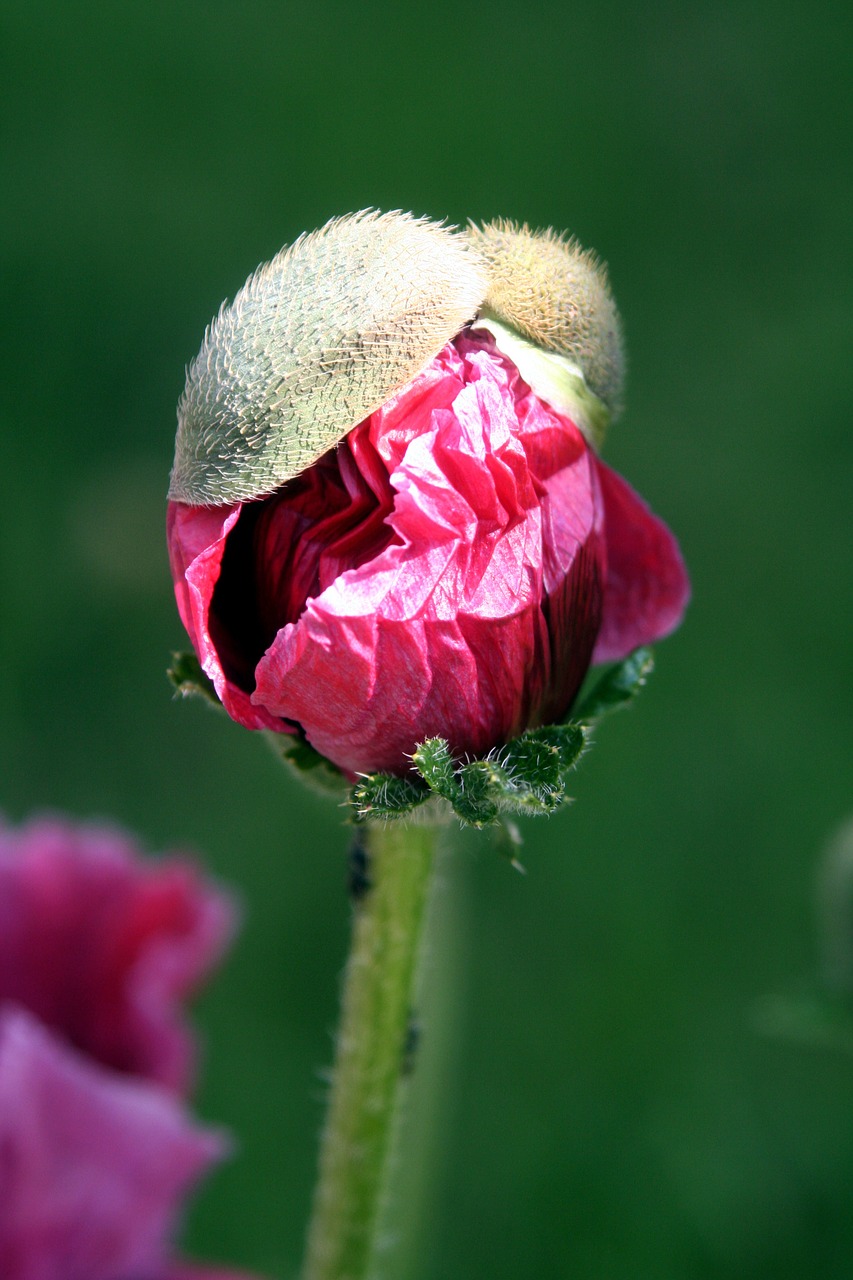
xmin=467 ymin=219 xmax=625 ymax=433
xmin=170 ymin=210 xmax=488 ymax=506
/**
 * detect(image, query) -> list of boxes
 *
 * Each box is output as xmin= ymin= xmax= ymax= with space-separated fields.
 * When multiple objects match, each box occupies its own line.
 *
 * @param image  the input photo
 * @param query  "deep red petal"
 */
xmin=167 ymin=502 xmax=290 ymax=733
xmin=252 ymin=334 xmax=605 ymax=774
xmin=593 ymin=460 xmax=690 ymax=664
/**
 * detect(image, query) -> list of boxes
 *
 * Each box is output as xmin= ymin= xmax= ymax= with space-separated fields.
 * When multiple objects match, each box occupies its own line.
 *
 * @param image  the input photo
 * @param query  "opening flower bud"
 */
xmin=168 ymin=216 xmax=688 ymax=778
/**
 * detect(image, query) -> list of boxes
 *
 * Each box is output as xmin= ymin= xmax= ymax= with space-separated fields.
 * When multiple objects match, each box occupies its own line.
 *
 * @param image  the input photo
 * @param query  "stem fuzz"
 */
xmin=301 ymin=820 xmax=439 ymax=1280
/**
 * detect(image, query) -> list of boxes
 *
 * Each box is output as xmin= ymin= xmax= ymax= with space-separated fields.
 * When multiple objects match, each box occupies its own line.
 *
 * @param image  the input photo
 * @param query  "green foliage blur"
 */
xmin=1 ymin=0 xmax=851 ymax=1275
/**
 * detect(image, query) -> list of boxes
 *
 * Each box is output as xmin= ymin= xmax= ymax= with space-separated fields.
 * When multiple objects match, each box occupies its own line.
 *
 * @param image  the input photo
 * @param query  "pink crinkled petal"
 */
xmin=0 ymin=1008 xmax=225 ymax=1280
xmin=167 ymin=502 xmax=289 ymax=733
xmin=592 ymin=460 xmax=690 ymax=664
xmin=255 ymin=603 xmax=550 ymax=776
xmin=253 ymin=335 xmax=604 ymax=775
xmin=0 ymin=816 xmax=236 ymax=1095
xmin=170 ymin=327 xmax=687 ymax=775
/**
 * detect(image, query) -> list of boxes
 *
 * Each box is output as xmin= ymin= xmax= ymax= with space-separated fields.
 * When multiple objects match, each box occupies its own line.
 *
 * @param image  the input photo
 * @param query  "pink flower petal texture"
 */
xmin=168 ymin=328 xmax=689 ymax=776
xmin=0 ymin=816 xmax=235 ymax=1096
xmin=0 ymin=814 xmax=259 ymax=1280
xmin=0 ymin=1007 xmax=225 ymax=1280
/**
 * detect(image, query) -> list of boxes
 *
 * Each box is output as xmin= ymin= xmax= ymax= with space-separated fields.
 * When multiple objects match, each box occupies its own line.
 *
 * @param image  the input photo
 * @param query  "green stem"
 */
xmin=301 ymin=818 xmax=441 ymax=1280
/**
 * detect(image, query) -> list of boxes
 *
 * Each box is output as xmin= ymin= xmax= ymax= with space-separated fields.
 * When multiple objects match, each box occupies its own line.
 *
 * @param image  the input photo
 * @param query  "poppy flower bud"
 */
xmin=167 ymin=212 xmax=688 ymax=778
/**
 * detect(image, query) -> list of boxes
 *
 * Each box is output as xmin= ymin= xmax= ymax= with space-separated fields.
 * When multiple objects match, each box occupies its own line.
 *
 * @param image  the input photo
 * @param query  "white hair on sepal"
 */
xmin=467 ymin=219 xmax=625 ymax=447
xmin=170 ymin=210 xmax=489 ymax=506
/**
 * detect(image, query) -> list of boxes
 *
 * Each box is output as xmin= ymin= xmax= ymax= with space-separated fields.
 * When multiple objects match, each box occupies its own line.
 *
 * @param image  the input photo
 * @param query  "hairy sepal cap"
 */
xmin=169 ymin=210 xmax=489 ymax=505
xmin=467 ymin=219 xmax=625 ymax=439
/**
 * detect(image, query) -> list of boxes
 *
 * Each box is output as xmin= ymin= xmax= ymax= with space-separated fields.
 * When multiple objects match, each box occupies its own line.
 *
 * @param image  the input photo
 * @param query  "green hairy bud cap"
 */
xmin=169 ymin=210 xmax=625 ymax=506
xmin=467 ymin=219 xmax=625 ymax=426
xmin=169 ymin=210 xmax=488 ymax=505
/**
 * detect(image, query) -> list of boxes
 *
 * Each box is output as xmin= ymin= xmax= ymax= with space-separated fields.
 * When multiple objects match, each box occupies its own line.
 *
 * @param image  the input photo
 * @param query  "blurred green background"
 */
xmin=2 ymin=0 xmax=852 ymax=1275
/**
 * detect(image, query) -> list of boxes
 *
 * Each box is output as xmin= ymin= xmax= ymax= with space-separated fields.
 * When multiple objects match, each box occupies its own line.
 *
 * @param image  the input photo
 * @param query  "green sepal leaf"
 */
xmin=448 ymin=760 xmax=500 ymax=826
xmin=167 ymin=651 xmax=221 ymax=707
xmin=393 ymin=723 xmax=590 ymax=828
xmin=504 ymin=723 xmax=588 ymax=785
xmin=412 ymin=739 xmax=500 ymax=826
xmin=537 ymin=721 xmax=589 ymax=763
xmin=351 ymin=772 xmax=430 ymax=822
xmin=411 ymin=738 xmax=459 ymax=801
xmin=462 ymin=752 xmax=557 ymax=819
xmin=573 ymin=647 xmax=654 ymax=723
xmin=267 ymin=731 xmax=349 ymax=799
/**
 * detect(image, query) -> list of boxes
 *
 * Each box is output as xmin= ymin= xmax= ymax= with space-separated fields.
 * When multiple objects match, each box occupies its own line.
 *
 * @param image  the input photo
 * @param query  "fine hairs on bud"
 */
xmin=467 ymin=219 xmax=625 ymax=417
xmin=170 ymin=210 xmax=488 ymax=505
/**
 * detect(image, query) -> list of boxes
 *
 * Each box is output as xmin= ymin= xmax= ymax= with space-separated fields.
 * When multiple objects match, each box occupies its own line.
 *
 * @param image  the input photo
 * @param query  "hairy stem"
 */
xmin=301 ymin=819 xmax=442 ymax=1280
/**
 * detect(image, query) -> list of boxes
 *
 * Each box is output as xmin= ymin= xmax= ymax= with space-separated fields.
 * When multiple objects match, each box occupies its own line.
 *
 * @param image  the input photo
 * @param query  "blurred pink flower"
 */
xmin=0 ymin=814 xmax=234 ymax=1095
xmin=169 ymin=329 xmax=689 ymax=777
xmin=0 ymin=814 xmax=256 ymax=1280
